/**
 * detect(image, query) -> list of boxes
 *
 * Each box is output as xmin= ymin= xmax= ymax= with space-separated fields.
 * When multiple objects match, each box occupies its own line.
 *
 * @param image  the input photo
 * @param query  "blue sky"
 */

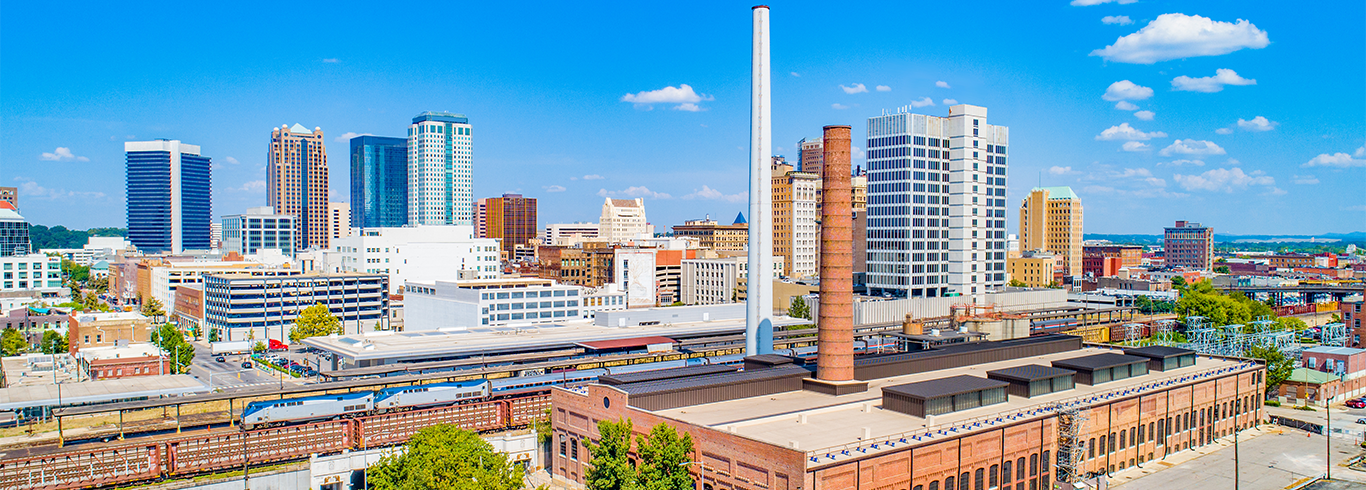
xmin=2 ymin=1 xmax=1363 ymax=235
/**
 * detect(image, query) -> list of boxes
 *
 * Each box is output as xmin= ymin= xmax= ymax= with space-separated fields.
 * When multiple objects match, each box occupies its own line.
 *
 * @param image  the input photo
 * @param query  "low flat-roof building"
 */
xmin=68 ymin=311 xmax=153 ymax=353
xmin=552 ymin=337 xmax=1265 ymax=489
xmin=202 ymin=272 xmax=389 ymax=343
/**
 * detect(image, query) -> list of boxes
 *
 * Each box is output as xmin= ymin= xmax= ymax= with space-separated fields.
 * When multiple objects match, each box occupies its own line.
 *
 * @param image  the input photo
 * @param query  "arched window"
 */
xmin=1089 ymin=438 xmax=1096 ymax=459
xmin=975 ymin=468 xmax=985 ymax=490
xmin=1016 ymin=457 xmax=1026 ymax=480
xmin=990 ymin=464 xmax=999 ymax=487
xmin=1003 ymin=460 xmax=1013 ymax=483
xmin=960 ymin=472 xmax=970 ymax=490
xmin=1030 ymin=453 xmax=1039 ymax=476
xmin=945 ymin=476 xmax=954 ymax=490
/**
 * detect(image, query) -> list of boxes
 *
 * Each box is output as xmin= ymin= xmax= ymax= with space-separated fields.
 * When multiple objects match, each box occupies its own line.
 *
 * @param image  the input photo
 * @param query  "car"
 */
xmin=1357 ymin=417 xmax=1366 ymax=425
xmin=242 ymin=361 xmax=253 ymax=369
xmin=1349 ymin=399 xmax=1366 ymax=409
xmin=214 ymin=356 xmax=226 ymax=363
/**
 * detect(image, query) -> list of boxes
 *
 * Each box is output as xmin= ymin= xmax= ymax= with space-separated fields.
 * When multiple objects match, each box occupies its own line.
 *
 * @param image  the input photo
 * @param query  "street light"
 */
xmin=680 ymin=461 xmax=706 ymax=490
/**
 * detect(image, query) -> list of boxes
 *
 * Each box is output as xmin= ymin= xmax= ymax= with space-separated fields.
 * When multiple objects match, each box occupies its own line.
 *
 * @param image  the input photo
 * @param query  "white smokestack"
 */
xmin=746 ymin=5 xmax=773 ymax=356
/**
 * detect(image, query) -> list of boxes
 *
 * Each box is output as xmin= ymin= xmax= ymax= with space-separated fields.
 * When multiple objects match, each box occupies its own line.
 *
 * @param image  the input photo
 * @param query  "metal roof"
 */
xmin=1 ymin=375 xmax=206 ymax=411
xmin=576 ymin=336 xmax=676 ymax=351
xmin=1122 ymin=346 xmax=1197 ymax=360
xmin=882 ymin=375 xmax=1009 ymax=401
xmin=615 ymin=365 xmax=810 ymax=397
xmin=986 ymin=365 xmax=1076 ymax=383
xmin=1052 ymin=353 xmax=1149 ymax=372
xmin=1303 ymin=346 xmax=1366 ymax=356
xmin=598 ymin=364 xmax=737 ymax=385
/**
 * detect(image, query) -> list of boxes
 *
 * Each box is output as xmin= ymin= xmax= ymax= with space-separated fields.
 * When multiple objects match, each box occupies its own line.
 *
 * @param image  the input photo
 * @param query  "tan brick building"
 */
xmin=1019 ymin=187 xmax=1083 ymax=279
xmin=68 ymin=311 xmax=153 ymax=353
xmin=672 ymin=217 xmax=747 ymax=252
xmin=268 ymin=124 xmax=330 ymax=250
xmin=772 ymin=159 xmax=820 ymax=279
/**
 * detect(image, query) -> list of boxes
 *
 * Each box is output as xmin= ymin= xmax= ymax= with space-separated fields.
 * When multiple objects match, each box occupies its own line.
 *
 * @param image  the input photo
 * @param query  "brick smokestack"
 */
xmin=817 ymin=125 xmax=853 ymax=382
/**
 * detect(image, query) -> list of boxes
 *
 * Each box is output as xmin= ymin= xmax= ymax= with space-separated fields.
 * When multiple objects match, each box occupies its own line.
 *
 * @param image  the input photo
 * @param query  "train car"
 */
xmin=373 ymin=380 xmax=491 ymax=411
xmin=602 ymin=359 xmax=687 ymax=375
xmin=490 ymin=368 xmax=607 ymax=396
xmin=242 ymin=391 xmax=375 ymax=429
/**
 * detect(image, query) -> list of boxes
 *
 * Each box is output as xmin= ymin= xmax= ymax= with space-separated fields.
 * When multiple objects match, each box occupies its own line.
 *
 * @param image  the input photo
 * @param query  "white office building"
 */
xmin=864 ymin=104 xmax=1009 ymax=300
xmin=1 ymin=253 xmax=63 ymax=296
xmin=544 ymin=222 xmax=601 ymax=246
xmin=221 ymin=206 xmax=296 ymax=257
xmin=403 ymin=277 xmax=591 ymax=330
xmin=41 ymin=237 xmax=133 ymax=266
xmin=599 ymin=198 xmax=650 ymax=242
xmin=327 ymin=225 xmax=498 ymax=293
xmin=680 ymin=255 xmax=784 ymax=305
xmin=408 ymin=112 xmax=473 ymax=225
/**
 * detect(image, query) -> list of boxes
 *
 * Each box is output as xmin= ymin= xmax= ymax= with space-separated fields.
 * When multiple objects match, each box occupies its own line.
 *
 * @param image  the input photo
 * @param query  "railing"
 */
xmin=804 ymin=359 xmax=1262 ymax=465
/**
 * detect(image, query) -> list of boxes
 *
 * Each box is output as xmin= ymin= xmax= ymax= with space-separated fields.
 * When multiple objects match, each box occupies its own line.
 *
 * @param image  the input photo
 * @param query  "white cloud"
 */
xmin=224 ymin=156 xmax=240 ymax=165
xmin=1265 ymin=187 xmax=1287 ymax=196
xmin=1102 ymin=80 xmax=1154 ymax=101
xmin=13 ymin=178 xmax=105 ymax=200
xmin=1171 ymin=68 xmax=1256 ymax=92
xmin=832 ymin=103 xmax=851 ymax=110
xmin=1173 ymin=167 xmax=1275 ymax=192
xmin=1160 ymin=139 xmax=1226 ymax=156
xmin=239 ymin=180 xmax=268 ymax=193
xmin=1080 ymin=167 xmax=1181 ymax=197
xmin=1225 ymin=158 xmax=1240 ymax=165
xmin=1236 ymin=116 xmax=1277 ymax=131
xmin=1215 ymin=128 xmax=1234 ymax=135
xmin=1095 ymin=123 xmax=1167 ymax=141
xmin=682 ymin=185 xmax=748 ymax=203
xmin=335 ymin=131 xmax=373 ymax=142
xmin=543 ymin=185 xmax=567 ymax=193
xmin=1134 ymin=110 xmax=1155 ymax=121
xmin=876 ymin=85 xmax=891 ymax=92
xmin=1159 ymin=159 xmax=1205 ymax=166
xmin=935 ymin=81 xmax=951 ymax=89
xmin=1090 ymin=13 xmax=1270 ymax=64
xmin=909 ymin=97 xmax=935 ymax=108
xmin=1302 ymin=151 xmax=1366 ymax=168
xmin=851 ymin=146 xmax=866 ymax=159
xmin=322 ymin=58 xmax=340 ymax=63
xmin=790 ymin=72 xmax=801 ymax=77
xmin=621 ymin=84 xmax=713 ymax=111
xmin=1072 ymin=0 xmax=1136 ymax=5
xmin=1356 ymin=146 xmax=1366 ymax=158
xmin=1121 ymin=141 xmax=1151 ymax=152
xmin=1114 ymin=101 xmax=1139 ymax=111
xmin=1048 ymin=166 xmax=1076 ymax=175
xmin=1102 ymin=15 xmax=1134 ymax=25
xmin=597 ymin=186 xmax=672 ymax=200
xmin=583 ymin=174 xmax=605 ymax=180
xmin=942 ymin=98 xmax=959 ymax=105
xmin=39 ymin=147 xmax=89 ymax=162
xmin=840 ymin=83 xmax=868 ymax=94
xmin=1293 ymin=175 xmax=1320 ymax=185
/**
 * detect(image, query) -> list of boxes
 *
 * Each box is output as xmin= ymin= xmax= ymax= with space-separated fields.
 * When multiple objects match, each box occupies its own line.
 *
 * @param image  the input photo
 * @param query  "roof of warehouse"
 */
xmin=986 ymin=365 xmax=1076 ymax=383
xmin=616 ymin=365 xmax=810 ymax=397
xmin=598 ymin=364 xmax=737 ymax=385
xmin=856 ymin=334 xmax=1078 ymax=367
xmin=1122 ymin=345 xmax=1197 ymax=359
xmin=882 ymin=375 xmax=1009 ymax=400
xmin=1052 ymin=353 xmax=1151 ymax=371
xmin=577 ymin=336 xmax=677 ymax=350
xmin=1 ymin=375 xmax=206 ymax=411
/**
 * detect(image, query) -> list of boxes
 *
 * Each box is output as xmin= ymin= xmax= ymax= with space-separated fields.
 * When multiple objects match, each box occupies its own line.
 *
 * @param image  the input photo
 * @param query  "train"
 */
xmin=241 ymin=340 xmax=895 ymax=430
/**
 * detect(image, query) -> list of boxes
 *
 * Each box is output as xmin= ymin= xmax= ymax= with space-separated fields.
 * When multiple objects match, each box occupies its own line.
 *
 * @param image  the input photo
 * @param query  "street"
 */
xmin=184 ymin=340 xmax=287 ymax=391
xmin=1110 ymin=423 xmax=1366 ymax=489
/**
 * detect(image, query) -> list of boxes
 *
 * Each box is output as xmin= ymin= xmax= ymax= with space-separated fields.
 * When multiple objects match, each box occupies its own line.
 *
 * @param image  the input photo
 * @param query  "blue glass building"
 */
xmin=350 ymin=136 xmax=409 ymax=228
xmin=125 ymin=140 xmax=212 ymax=253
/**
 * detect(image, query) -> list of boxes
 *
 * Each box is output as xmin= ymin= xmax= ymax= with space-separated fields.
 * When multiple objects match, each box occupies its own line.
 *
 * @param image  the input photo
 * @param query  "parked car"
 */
xmin=1348 ymin=399 xmax=1366 ymax=409
xmin=214 ymin=356 xmax=226 ymax=363
xmin=1356 ymin=417 xmax=1366 ymax=425
xmin=241 ymin=361 xmax=253 ymax=369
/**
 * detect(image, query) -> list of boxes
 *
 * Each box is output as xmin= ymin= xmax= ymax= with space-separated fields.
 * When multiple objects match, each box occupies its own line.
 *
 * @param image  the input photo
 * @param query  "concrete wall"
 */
xmin=808 ymin=288 xmax=1069 ymax=326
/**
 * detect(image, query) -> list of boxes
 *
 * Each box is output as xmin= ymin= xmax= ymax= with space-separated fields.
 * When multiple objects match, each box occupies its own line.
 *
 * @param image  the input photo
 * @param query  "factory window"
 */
xmin=945 ymin=477 xmax=954 ymax=490
xmin=1099 ymin=435 xmax=1106 ymax=454
xmin=1119 ymin=430 xmax=1125 ymax=448
xmin=1109 ymin=432 xmax=1116 ymax=452
xmin=975 ymin=468 xmax=985 ymax=489
xmin=1016 ymin=458 xmax=1025 ymax=480
xmin=570 ymin=438 xmax=578 ymax=460
xmin=960 ymin=472 xmax=969 ymax=490
xmin=930 ymin=483 xmax=939 ymax=490
xmin=1139 ymin=424 xmax=1145 ymax=442
xmin=989 ymin=465 xmax=999 ymax=487
xmin=1002 ymin=460 xmax=1012 ymax=483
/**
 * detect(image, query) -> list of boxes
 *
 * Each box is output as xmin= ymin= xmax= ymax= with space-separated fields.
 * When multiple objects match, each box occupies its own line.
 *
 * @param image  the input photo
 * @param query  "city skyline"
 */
xmin=2 ymin=1 xmax=1362 ymax=235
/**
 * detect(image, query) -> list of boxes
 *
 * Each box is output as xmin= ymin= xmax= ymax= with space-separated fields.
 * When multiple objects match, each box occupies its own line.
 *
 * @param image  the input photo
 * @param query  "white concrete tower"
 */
xmin=746 ymin=5 xmax=774 ymax=356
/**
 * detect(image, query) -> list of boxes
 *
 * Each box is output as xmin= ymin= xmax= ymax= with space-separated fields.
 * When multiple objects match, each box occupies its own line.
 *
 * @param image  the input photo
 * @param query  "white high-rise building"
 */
xmin=865 ymin=104 xmax=1009 ymax=300
xmin=408 ymin=112 xmax=473 ymax=225
xmin=329 ymin=202 xmax=352 ymax=240
xmin=544 ymin=222 xmax=601 ymax=246
xmin=326 ymin=225 xmax=499 ymax=293
xmin=598 ymin=198 xmax=649 ymax=242
xmin=221 ymin=206 xmax=296 ymax=256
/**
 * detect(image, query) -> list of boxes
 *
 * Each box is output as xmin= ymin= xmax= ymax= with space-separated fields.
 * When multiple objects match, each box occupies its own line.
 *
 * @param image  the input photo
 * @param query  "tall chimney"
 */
xmin=818 ymin=125 xmax=853 ymax=382
xmin=746 ymin=5 xmax=773 ymax=356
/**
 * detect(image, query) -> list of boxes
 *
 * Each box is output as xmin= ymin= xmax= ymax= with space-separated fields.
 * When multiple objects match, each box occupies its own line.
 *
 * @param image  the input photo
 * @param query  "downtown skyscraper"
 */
xmin=125 ymin=140 xmax=212 ymax=253
xmin=269 ymin=124 xmax=330 ymax=250
xmin=408 ymin=112 xmax=473 ymax=225
xmin=864 ymin=104 xmax=1009 ymax=300
xmin=349 ymin=135 xmax=409 ymax=228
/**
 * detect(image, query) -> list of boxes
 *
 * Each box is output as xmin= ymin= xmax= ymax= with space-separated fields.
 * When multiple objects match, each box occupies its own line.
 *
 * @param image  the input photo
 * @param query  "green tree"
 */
xmin=151 ymin=323 xmax=194 ymax=373
xmin=1176 ymin=281 xmax=1274 ymax=326
xmin=788 ymin=296 xmax=810 ymax=320
xmin=636 ymin=423 xmax=695 ymax=490
xmin=40 ymin=330 xmax=68 ymax=354
xmin=208 ymin=328 xmax=219 ymax=343
xmin=368 ymin=424 xmax=523 ymax=490
xmin=61 ymin=259 xmax=90 ymax=285
xmin=1246 ymin=345 xmax=1294 ymax=395
xmin=140 ymin=297 xmax=165 ymax=322
xmin=1 ymin=328 xmax=27 ymax=356
xmin=1008 ymin=279 xmax=1028 ymax=288
xmin=585 ymin=418 xmax=640 ymax=490
xmin=1213 ymin=265 xmax=1230 ymax=274
xmin=1276 ymin=317 xmax=1309 ymax=332
xmin=291 ymin=303 xmax=341 ymax=342
xmin=1170 ymin=276 xmax=1186 ymax=289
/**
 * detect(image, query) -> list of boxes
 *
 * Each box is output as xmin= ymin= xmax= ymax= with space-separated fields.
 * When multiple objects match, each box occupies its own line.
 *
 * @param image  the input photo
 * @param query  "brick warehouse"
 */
xmin=551 ymin=336 xmax=1266 ymax=490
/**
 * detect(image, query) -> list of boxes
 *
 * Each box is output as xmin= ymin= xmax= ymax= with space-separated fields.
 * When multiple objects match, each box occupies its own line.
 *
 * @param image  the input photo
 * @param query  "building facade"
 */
xmin=202 ymin=272 xmax=389 ymax=342
xmin=349 ymin=135 xmax=409 ymax=229
xmin=1019 ymin=187 xmax=1083 ymax=279
xmin=865 ymin=104 xmax=1009 ymax=299
xmin=403 ymin=278 xmax=587 ymax=329
xmin=483 ymin=194 xmax=538 ymax=255
xmin=329 ymin=202 xmax=351 ymax=240
xmin=544 ymin=222 xmax=601 ymax=246
xmin=0 ymin=202 xmax=31 ymax=257
xmin=1163 ymin=221 xmax=1214 ymax=270
xmin=327 ymin=225 xmax=499 ymax=293
xmin=146 ymin=260 xmax=296 ymax=311
xmin=773 ymin=160 xmax=819 ymax=279
xmin=68 ymin=312 xmax=152 ymax=352
xmin=0 ymin=187 xmax=14 ymax=209
xmin=126 ymin=140 xmax=212 ymax=253
xmin=1083 ymin=245 xmax=1143 ymax=277
xmin=798 ymin=137 xmax=824 ymax=176
xmin=599 ymin=198 xmax=649 ymax=242
xmin=1007 ymin=251 xmax=1060 ymax=288
xmin=409 ymin=112 xmax=473 ymax=226
xmin=221 ymin=207 xmax=296 ymax=256
xmin=268 ymin=124 xmax=330 ymax=250
xmin=1 ymin=253 xmax=63 ymax=295
xmin=681 ymin=255 xmax=784 ymax=305
xmin=672 ymin=217 xmax=747 ymax=252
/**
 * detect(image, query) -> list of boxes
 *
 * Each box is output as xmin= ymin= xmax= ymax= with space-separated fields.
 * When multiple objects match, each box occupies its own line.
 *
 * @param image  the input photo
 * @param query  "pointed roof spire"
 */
xmin=733 ymin=212 xmax=747 ymax=225
xmin=289 ymin=123 xmax=312 ymax=134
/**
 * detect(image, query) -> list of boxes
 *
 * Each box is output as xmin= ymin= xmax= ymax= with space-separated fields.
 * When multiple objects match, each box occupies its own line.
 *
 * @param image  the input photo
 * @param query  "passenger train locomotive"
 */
xmin=240 ymin=341 xmax=892 ymax=430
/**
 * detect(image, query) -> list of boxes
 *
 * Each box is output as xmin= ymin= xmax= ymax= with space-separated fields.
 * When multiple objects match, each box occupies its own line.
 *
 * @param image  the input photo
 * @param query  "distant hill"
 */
xmin=1084 ymin=232 xmax=1366 ymax=250
xmin=28 ymin=225 xmax=127 ymax=250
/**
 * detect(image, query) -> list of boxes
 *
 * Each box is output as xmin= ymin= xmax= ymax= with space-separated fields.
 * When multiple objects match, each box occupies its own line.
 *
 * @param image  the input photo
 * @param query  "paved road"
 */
xmin=185 ymin=341 xmax=281 ymax=391
xmin=1110 ymin=424 xmax=1366 ymax=489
